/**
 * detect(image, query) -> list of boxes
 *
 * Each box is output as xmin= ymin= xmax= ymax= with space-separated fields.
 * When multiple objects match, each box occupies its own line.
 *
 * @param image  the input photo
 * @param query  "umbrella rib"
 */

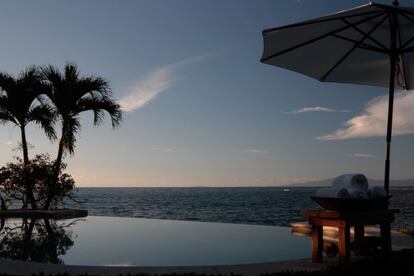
xmin=400 ymin=12 xmax=414 ymax=25
xmin=399 ymin=13 xmax=414 ymax=49
xmin=356 ymin=45 xmax=388 ymax=53
xmin=331 ymin=34 xmax=388 ymax=53
xmin=400 ymin=36 xmax=414 ymax=50
xmin=319 ymin=14 xmax=390 ymax=81
xmin=263 ymin=10 xmax=382 ymax=34
xmin=397 ymin=8 xmax=414 ymax=18
xmin=341 ymin=18 xmax=388 ymax=51
xmin=402 ymin=46 xmax=414 ymax=53
xmin=372 ymin=3 xmax=407 ymax=12
xmin=261 ymin=12 xmax=386 ymax=62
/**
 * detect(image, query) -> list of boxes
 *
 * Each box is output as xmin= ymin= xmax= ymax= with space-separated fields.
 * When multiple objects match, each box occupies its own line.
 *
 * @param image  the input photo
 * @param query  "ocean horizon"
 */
xmin=61 ymin=186 xmax=414 ymax=230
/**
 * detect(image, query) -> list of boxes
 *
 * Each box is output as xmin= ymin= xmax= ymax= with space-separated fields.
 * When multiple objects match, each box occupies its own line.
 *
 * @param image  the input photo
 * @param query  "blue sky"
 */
xmin=1 ymin=0 xmax=414 ymax=187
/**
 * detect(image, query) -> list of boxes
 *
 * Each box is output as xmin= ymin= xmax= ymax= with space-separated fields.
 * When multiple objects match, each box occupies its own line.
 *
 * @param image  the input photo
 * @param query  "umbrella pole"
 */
xmin=384 ymin=10 xmax=398 ymax=199
xmin=384 ymin=55 xmax=397 ymax=198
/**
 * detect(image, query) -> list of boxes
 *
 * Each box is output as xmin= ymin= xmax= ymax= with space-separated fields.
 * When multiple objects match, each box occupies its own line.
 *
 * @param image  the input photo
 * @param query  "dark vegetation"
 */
xmin=0 ymin=154 xmax=75 ymax=209
xmin=0 ymin=217 xmax=75 ymax=263
xmin=0 ymin=64 xmax=122 ymax=210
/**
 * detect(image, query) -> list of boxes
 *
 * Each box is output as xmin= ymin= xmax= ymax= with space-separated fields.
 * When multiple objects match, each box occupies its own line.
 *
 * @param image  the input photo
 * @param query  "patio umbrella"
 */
xmin=261 ymin=0 xmax=414 ymax=196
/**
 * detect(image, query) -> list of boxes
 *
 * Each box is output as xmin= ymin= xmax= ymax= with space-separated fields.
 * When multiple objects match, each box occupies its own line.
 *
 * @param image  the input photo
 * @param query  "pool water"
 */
xmin=0 ymin=216 xmax=310 ymax=266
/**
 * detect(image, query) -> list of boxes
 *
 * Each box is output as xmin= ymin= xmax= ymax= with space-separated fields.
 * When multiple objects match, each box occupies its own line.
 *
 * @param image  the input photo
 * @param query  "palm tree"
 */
xmin=41 ymin=63 xmax=122 ymax=209
xmin=0 ymin=67 xmax=56 ymax=209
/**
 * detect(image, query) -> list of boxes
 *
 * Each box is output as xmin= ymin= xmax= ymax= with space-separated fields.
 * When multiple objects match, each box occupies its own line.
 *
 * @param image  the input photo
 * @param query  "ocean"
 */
xmin=64 ymin=187 xmax=414 ymax=230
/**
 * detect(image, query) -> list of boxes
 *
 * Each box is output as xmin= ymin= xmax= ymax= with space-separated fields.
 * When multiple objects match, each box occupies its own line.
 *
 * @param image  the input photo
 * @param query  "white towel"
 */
xmin=332 ymin=174 xmax=369 ymax=191
xmin=315 ymin=188 xmax=351 ymax=198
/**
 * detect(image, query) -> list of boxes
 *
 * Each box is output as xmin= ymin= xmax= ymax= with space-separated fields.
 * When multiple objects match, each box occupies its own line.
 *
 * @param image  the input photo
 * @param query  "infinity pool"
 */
xmin=0 ymin=216 xmax=310 ymax=266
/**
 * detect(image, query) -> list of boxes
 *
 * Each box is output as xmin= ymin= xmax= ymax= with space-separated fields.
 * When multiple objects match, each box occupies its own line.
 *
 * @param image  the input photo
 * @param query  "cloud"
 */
xmin=118 ymin=68 xmax=173 ymax=112
xmin=5 ymin=140 xmax=13 ymax=146
xmin=118 ymin=52 xmax=215 ymax=112
xmin=103 ymin=262 xmax=132 ymax=267
xmin=282 ymin=106 xmax=351 ymax=114
xmin=319 ymin=91 xmax=414 ymax=140
xmin=345 ymin=153 xmax=375 ymax=158
xmin=277 ymin=177 xmax=321 ymax=186
xmin=151 ymin=147 xmax=178 ymax=152
xmin=235 ymin=149 xmax=270 ymax=154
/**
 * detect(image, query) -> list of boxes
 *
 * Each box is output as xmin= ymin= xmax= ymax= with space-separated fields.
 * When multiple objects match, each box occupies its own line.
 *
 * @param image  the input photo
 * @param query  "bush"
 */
xmin=0 ymin=154 xmax=75 ymax=209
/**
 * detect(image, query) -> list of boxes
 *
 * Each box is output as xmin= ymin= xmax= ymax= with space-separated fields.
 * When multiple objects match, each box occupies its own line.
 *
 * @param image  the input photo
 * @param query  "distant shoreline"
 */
xmin=75 ymin=178 xmax=414 ymax=189
xmin=76 ymin=185 xmax=414 ymax=188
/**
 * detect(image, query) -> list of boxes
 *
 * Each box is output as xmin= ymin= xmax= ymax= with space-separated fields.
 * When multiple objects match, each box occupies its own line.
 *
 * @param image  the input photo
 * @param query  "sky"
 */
xmin=1 ymin=0 xmax=414 ymax=187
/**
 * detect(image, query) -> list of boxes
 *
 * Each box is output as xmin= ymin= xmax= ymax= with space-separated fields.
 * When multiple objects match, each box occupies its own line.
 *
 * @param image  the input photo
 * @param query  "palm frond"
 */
xmin=62 ymin=116 xmax=81 ymax=155
xmin=17 ymin=66 xmax=48 ymax=97
xmin=41 ymin=63 xmax=122 ymax=157
xmin=77 ymin=76 xmax=111 ymax=99
xmin=0 ymin=67 xmax=49 ymax=128
xmin=18 ymin=66 xmax=39 ymax=83
xmin=0 ymin=95 xmax=9 ymax=108
xmin=40 ymin=65 xmax=61 ymax=82
xmin=27 ymin=104 xmax=57 ymax=140
xmin=0 ymin=73 xmax=15 ymax=94
xmin=76 ymin=95 xmax=122 ymax=128
xmin=0 ymin=109 xmax=17 ymax=125
xmin=64 ymin=63 xmax=79 ymax=83
xmin=40 ymin=65 xmax=62 ymax=94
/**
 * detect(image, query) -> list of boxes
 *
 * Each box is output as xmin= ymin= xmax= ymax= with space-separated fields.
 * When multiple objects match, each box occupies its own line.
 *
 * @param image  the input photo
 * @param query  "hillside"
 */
xmin=287 ymin=178 xmax=414 ymax=187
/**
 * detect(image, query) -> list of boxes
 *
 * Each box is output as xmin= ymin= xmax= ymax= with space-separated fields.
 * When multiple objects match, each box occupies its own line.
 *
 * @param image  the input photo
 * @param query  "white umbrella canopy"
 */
xmin=261 ymin=1 xmax=414 ymax=196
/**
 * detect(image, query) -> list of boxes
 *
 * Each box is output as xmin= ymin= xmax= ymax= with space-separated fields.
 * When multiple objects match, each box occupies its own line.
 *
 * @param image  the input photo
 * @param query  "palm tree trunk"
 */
xmin=20 ymin=126 xmax=29 ymax=165
xmin=20 ymin=126 xmax=37 ymax=210
xmin=44 ymin=125 xmax=65 ymax=210
xmin=22 ymin=218 xmax=35 ymax=261
xmin=44 ymin=219 xmax=59 ymax=264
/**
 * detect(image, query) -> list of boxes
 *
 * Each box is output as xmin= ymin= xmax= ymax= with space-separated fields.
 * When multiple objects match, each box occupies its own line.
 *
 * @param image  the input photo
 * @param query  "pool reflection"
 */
xmin=0 ymin=216 xmax=311 ymax=266
xmin=0 ymin=218 xmax=75 ymax=264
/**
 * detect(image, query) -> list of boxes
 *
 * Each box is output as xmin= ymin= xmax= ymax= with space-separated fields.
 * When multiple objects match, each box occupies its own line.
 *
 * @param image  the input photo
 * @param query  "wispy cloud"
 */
xmin=5 ymin=140 xmax=13 ymax=146
xmin=277 ymin=177 xmax=321 ymax=186
xmin=282 ymin=106 xmax=350 ymax=114
xmin=118 ymin=68 xmax=172 ymax=112
xmin=319 ymin=91 xmax=414 ymax=140
xmin=235 ymin=149 xmax=270 ymax=154
xmin=345 ymin=153 xmax=376 ymax=158
xmin=118 ymin=52 xmax=215 ymax=112
xmin=151 ymin=147 xmax=178 ymax=152
xmin=103 ymin=262 xmax=132 ymax=267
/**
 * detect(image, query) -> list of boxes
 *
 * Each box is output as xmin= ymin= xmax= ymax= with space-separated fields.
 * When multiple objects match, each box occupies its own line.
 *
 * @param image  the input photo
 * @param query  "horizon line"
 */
xmin=77 ymin=184 xmax=414 ymax=189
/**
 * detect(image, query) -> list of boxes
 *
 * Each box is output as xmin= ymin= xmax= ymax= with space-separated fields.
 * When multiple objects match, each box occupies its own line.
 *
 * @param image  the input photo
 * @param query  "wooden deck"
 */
xmin=0 ymin=209 xmax=88 ymax=219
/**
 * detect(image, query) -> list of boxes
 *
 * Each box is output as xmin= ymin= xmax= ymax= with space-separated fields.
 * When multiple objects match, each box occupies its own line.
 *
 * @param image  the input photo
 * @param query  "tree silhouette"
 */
xmin=0 ymin=218 xmax=75 ymax=264
xmin=41 ymin=63 xmax=122 ymax=209
xmin=0 ymin=67 xmax=56 ymax=209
